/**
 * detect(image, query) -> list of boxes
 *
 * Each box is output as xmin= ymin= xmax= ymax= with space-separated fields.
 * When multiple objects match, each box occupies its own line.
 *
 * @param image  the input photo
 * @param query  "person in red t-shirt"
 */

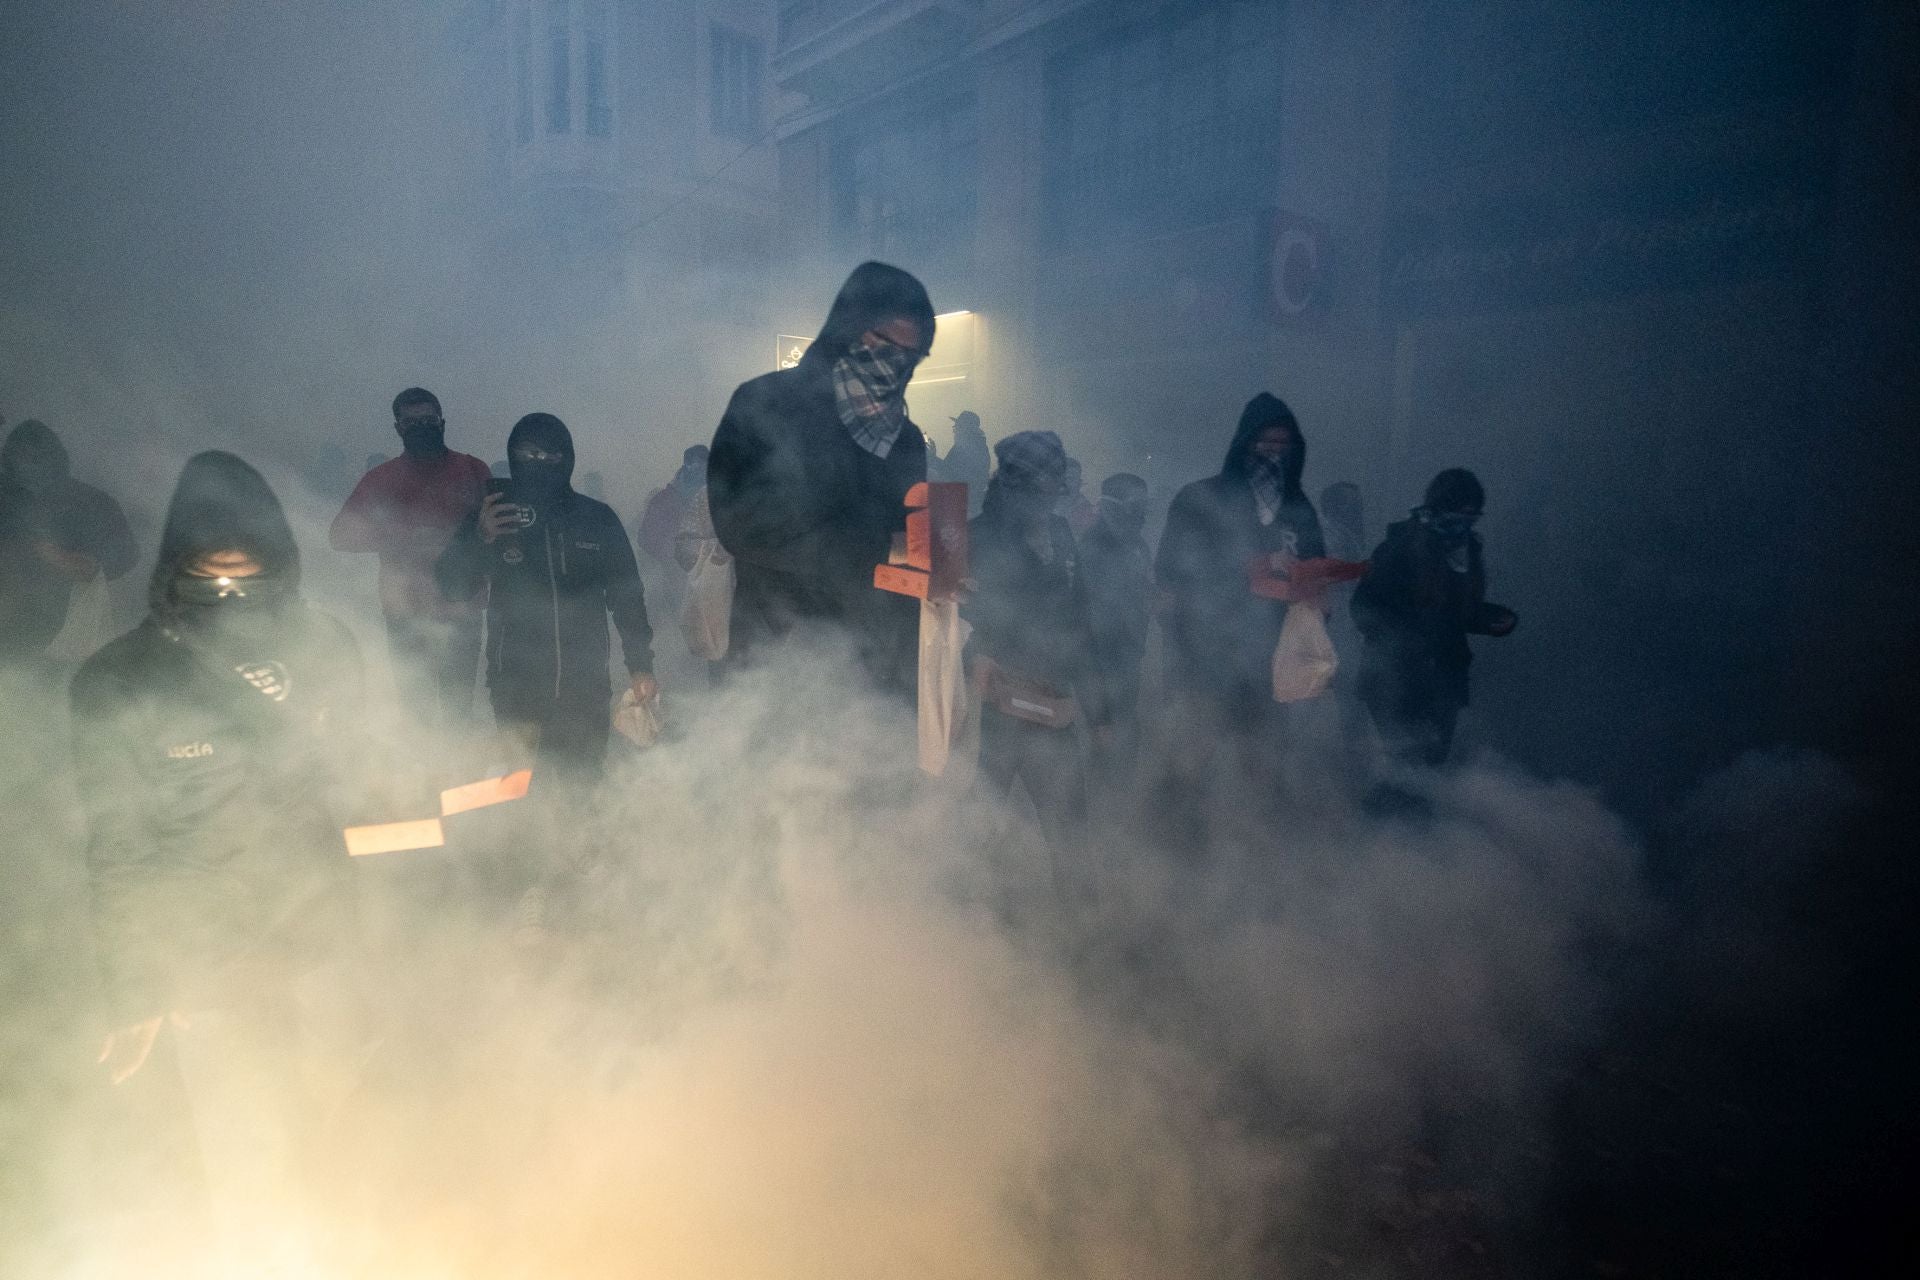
xmin=329 ymin=387 xmax=491 ymax=734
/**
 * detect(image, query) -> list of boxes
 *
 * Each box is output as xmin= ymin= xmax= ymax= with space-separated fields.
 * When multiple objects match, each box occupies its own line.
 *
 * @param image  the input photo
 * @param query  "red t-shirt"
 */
xmin=329 ymin=451 xmax=491 ymax=621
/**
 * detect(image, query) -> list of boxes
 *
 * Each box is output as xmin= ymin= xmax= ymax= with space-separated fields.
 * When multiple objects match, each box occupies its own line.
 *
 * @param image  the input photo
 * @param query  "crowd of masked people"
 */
xmin=0 ymin=261 xmax=1516 ymax=1255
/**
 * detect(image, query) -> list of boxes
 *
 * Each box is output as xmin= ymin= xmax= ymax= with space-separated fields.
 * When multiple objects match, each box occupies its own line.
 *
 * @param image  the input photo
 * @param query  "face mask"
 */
xmin=397 ymin=418 xmax=447 ymax=458
xmin=1425 ymin=510 xmax=1479 ymax=543
xmin=844 ymin=336 xmax=918 ymax=402
xmin=510 ymin=437 xmax=570 ymax=504
xmin=1100 ymin=495 xmax=1147 ymax=535
xmin=171 ymin=571 xmax=291 ymax=648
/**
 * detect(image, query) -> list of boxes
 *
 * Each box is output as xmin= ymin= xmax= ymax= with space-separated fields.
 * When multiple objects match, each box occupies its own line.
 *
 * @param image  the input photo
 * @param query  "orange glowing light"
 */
xmin=344 ymin=818 xmax=447 ymax=857
xmin=440 ymin=768 xmax=533 ymax=816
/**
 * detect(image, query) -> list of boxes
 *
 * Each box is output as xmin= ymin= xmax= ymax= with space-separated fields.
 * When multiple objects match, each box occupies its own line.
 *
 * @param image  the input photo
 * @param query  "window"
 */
xmin=710 ymin=25 xmax=764 ymax=141
xmin=834 ymin=96 xmax=978 ymax=267
xmin=585 ymin=33 xmax=611 ymax=137
xmin=514 ymin=7 xmax=533 ymax=145
xmin=546 ymin=10 xmax=571 ymax=134
xmin=1046 ymin=0 xmax=1283 ymax=244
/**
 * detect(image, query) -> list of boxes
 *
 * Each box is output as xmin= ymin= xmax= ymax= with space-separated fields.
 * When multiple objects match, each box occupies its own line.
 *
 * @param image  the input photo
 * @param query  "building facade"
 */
xmin=447 ymin=0 xmax=787 ymax=460
xmin=768 ymin=0 xmax=1900 ymax=800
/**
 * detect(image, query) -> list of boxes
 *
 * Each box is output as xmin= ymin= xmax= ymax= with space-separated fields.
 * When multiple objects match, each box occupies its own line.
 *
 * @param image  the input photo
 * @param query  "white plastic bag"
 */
xmin=917 ymin=597 xmax=972 ymax=776
xmin=678 ymin=543 xmax=734 ymax=661
xmin=1271 ymin=604 xmax=1338 ymax=703
xmin=611 ymin=687 xmax=664 ymax=749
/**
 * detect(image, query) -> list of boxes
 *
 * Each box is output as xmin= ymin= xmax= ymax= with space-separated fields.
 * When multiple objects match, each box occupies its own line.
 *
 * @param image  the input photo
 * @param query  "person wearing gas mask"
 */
xmin=707 ymin=261 xmax=934 ymax=695
xmin=0 ymin=418 xmax=137 ymax=665
xmin=965 ymin=431 xmax=1107 ymax=901
xmin=1080 ymin=472 xmax=1154 ymax=791
xmin=436 ymin=413 xmax=655 ymax=787
xmin=1352 ymin=468 xmax=1517 ymax=770
xmin=72 ymin=451 xmax=374 ymax=1250
xmin=329 ymin=388 xmax=492 ymax=739
xmin=1153 ymin=393 xmax=1326 ymax=836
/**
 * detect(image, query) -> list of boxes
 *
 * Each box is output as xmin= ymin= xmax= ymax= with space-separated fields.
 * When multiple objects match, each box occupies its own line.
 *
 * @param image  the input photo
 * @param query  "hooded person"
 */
xmin=707 ymin=261 xmax=935 ymax=695
xmin=1156 ymin=392 xmax=1326 ymax=708
xmin=0 ymin=419 xmax=137 ymax=663
xmin=965 ymin=430 xmax=1106 ymax=894
xmin=70 ymin=451 xmax=373 ymax=1241
xmin=1352 ymin=467 xmax=1517 ymax=770
xmin=1151 ymin=394 xmax=1326 ymax=837
xmin=436 ymin=412 xmax=655 ymax=785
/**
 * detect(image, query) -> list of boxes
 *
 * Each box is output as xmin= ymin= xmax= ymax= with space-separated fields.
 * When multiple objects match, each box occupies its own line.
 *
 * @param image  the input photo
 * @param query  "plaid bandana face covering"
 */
xmin=1250 ymin=457 xmax=1287 ymax=526
xmin=833 ymin=337 xmax=918 ymax=458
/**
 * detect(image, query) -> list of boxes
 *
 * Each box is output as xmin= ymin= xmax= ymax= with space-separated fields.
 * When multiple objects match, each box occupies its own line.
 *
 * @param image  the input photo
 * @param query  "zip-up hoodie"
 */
xmin=70 ymin=451 xmax=364 ymax=1020
xmin=436 ymin=414 xmax=652 ymax=718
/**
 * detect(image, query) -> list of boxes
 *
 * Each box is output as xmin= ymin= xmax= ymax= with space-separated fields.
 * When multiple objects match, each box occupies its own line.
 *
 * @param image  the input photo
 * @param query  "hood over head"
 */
xmin=1 ymin=419 xmax=71 ymax=489
xmin=149 ymin=451 xmax=301 ymax=617
xmin=507 ymin=412 xmax=576 ymax=495
xmin=1221 ymin=392 xmax=1306 ymax=495
xmin=1423 ymin=467 xmax=1485 ymax=514
xmin=806 ymin=261 xmax=937 ymax=365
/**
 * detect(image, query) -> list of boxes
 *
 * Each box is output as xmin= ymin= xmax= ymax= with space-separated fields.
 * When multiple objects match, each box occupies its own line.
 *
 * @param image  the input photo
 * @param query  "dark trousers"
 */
xmin=492 ymin=693 xmax=612 ymax=790
xmin=1359 ymin=656 xmax=1465 ymax=769
xmin=978 ymin=706 xmax=1091 ymax=904
xmin=1088 ymin=665 xmax=1143 ymax=792
xmin=385 ymin=612 xmax=480 ymax=736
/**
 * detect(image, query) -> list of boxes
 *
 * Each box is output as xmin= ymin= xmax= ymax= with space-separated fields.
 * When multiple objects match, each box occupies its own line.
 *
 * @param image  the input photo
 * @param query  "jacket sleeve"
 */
xmin=72 ymin=485 xmax=138 ymax=581
xmin=434 ymin=509 xmax=489 ymax=604
xmin=1153 ymin=487 xmax=1206 ymax=599
xmin=328 ymin=470 xmax=391 ymax=554
xmin=708 ymin=385 xmax=825 ymax=576
xmin=1351 ymin=532 xmax=1418 ymax=642
xmin=1068 ymin=541 xmax=1112 ymax=729
xmin=601 ymin=508 xmax=654 ymax=677
xmin=960 ymin=526 xmax=1018 ymax=666
xmin=70 ymin=666 xmax=173 ymax=1022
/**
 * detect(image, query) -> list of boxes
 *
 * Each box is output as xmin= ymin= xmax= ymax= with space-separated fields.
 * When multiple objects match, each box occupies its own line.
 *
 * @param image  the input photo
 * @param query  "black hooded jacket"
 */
xmin=1155 ymin=393 xmax=1326 ymax=701
xmin=69 ymin=452 xmax=365 ymax=1021
xmin=1352 ymin=515 xmax=1502 ymax=711
xmin=964 ymin=484 xmax=1107 ymax=725
xmin=436 ymin=414 xmax=653 ymax=717
xmin=708 ymin=262 xmax=931 ymax=690
xmin=0 ymin=420 xmax=137 ymax=660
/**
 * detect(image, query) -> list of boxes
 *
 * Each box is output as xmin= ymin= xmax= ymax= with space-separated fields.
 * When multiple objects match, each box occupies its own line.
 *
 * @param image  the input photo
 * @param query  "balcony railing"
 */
xmin=775 ymin=0 xmax=982 ymax=98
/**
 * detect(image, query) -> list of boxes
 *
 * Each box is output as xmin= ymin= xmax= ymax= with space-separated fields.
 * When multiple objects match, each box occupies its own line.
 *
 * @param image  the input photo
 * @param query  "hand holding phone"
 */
xmin=479 ymin=491 xmax=521 ymax=544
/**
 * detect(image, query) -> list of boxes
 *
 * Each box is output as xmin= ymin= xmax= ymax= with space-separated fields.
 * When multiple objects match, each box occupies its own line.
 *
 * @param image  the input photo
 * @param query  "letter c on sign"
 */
xmin=1272 ymin=226 xmax=1319 ymax=317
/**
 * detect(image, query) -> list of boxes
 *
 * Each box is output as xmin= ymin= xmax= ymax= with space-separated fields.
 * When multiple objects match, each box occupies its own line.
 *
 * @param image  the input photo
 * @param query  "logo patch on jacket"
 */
xmin=166 ymin=741 xmax=214 ymax=760
xmin=234 ymin=661 xmax=291 ymax=702
xmin=574 ymin=541 xmax=599 ymax=551
xmin=502 ymin=547 xmax=524 ymax=565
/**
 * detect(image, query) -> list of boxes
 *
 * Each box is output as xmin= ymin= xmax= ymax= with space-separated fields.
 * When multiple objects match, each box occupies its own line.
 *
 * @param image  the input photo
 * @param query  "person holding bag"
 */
xmin=1153 ymin=393 xmax=1327 ymax=834
xmin=964 ymin=432 xmax=1106 ymax=901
